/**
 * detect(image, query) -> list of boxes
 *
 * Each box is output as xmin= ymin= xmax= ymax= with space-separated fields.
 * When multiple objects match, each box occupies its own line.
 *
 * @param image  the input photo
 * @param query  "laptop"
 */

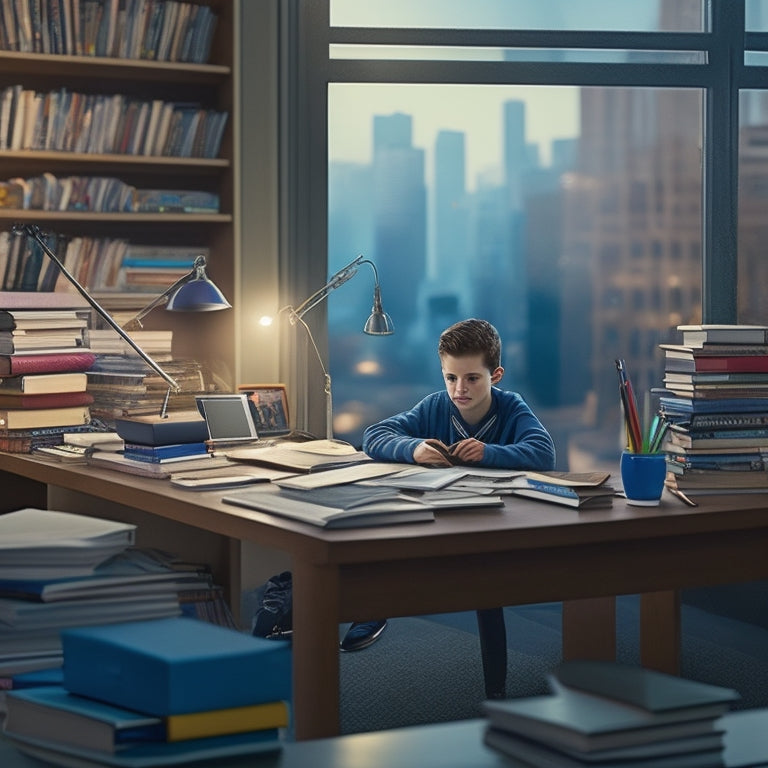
xmin=196 ymin=394 xmax=261 ymax=448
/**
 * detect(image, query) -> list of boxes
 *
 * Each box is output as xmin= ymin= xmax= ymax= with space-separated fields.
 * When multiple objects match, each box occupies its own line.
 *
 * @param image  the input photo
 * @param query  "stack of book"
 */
xmin=657 ymin=324 xmax=768 ymax=496
xmin=0 ymin=509 xmax=238 ymax=691
xmin=87 ymin=407 xmax=219 ymax=479
xmin=482 ymin=660 xmax=739 ymax=768
xmin=0 ymin=297 xmax=100 ymax=453
xmin=3 ymin=616 xmax=291 ymax=767
xmin=85 ymin=328 xmax=207 ymax=426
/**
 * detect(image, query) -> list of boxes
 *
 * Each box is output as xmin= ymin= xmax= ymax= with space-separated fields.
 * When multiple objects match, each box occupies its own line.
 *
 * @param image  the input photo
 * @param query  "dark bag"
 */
xmin=251 ymin=570 xmax=293 ymax=640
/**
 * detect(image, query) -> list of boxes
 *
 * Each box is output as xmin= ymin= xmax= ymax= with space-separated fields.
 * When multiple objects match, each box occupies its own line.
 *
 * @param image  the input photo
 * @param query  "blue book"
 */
xmin=4 ymin=686 xmax=165 ymax=753
xmin=123 ymin=442 xmax=209 ymax=463
xmin=62 ymin=617 xmax=292 ymax=716
xmin=4 ymin=728 xmax=281 ymax=767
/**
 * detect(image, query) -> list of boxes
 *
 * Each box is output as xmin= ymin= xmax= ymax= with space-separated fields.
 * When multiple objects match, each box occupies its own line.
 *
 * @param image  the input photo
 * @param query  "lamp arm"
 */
xmin=121 ymin=256 xmax=205 ymax=331
xmin=291 ymin=254 xmax=364 ymax=320
xmin=16 ymin=224 xmax=181 ymax=398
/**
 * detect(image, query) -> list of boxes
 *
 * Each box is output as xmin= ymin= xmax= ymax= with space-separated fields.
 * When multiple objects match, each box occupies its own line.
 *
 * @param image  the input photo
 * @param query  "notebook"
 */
xmin=196 ymin=394 xmax=261 ymax=448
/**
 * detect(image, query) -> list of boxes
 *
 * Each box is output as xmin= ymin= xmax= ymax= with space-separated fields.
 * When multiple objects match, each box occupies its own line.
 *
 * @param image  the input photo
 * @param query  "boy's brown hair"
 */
xmin=438 ymin=319 xmax=501 ymax=372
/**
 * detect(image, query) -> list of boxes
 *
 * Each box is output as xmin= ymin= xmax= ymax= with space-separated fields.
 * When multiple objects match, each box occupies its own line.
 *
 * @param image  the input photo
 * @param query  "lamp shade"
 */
xmin=363 ymin=286 xmax=394 ymax=335
xmin=166 ymin=276 xmax=231 ymax=312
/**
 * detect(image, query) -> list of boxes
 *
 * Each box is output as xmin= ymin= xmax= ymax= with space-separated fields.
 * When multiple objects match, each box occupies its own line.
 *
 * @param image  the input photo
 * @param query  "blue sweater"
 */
xmin=362 ymin=388 xmax=556 ymax=470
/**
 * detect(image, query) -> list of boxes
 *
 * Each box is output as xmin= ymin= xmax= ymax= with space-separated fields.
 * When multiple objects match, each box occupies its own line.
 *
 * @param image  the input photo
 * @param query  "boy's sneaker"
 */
xmin=340 ymin=619 xmax=388 ymax=651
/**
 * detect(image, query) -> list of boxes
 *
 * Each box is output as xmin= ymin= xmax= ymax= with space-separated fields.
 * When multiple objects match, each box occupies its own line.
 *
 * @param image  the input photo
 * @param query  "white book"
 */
xmin=0 ymin=508 xmax=135 ymax=550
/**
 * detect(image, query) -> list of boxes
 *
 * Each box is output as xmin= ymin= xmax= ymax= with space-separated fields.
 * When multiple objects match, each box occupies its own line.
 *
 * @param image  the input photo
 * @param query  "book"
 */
xmin=551 ymin=659 xmax=739 ymax=714
xmin=4 ymin=685 xmax=165 ymax=753
xmin=85 ymin=451 xmax=230 ymax=479
xmin=483 ymin=726 xmax=726 ymax=768
xmin=676 ymin=324 xmax=768 ymax=346
xmin=0 ymin=371 xmax=88 ymax=394
xmin=225 ymin=441 xmax=373 ymax=473
xmin=4 ymin=728 xmax=282 ymax=768
xmin=0 ymin=391 xmax=93 ymax=409
xmin=510 ymin=478 xmax=616 ymax=508
xmin=0 ymin=508 xmax=136 ymax=580
xmin=114 ymin=412 xmax=208 ymax=446
xmin=664 ymin=354 xmax=768 ymax=373
xmin=0 ymin=351 xmax=96 ymax=376
xmin=223 ymin=483 xmax=436 ymax=528
xmin=166 ymin=700 xmax=289 ymax=742
xmin=61 ymin=617 xmax=292 ymax=716
xmin=482 ymin=661 xmax=738 ymax=755
xmin=0 ymin=404 xmax=91 ymax=430
xmin=123 ymin=441 xmax=210 ymax=463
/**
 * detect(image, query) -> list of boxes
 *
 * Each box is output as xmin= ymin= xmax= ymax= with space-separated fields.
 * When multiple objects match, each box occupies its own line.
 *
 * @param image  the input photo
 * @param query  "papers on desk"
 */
xmin=226 ymin=441 xmax=372 ymax=473
xmin=223 ymin=484 xmax=436 ymax=528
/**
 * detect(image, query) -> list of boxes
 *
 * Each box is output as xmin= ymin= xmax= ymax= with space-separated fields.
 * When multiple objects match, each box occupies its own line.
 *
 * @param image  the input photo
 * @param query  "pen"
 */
xmin=615 ymin=359 xmax=643 ymax=453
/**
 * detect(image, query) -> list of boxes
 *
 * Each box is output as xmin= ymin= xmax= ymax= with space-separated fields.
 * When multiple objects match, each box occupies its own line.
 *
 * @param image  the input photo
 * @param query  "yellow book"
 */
xmin=165 ymin=700 xmax=289 ymax=742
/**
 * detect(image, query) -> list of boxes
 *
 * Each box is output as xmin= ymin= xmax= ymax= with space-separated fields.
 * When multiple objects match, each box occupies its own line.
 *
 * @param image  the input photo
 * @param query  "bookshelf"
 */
xmin=0 ymin=0 xmax=238 ymax=389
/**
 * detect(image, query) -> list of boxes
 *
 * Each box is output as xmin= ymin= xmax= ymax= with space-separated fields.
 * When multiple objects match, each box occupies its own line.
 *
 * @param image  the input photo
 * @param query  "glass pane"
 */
xmin=746 ymin=0 xmax=768 ymax=31
xmin=331 ymin=0 xmax=705 ymax=32
xmin=738 ymin=90 xmax=768 ymax=323
xmin=330 ymin=45 xmax=706 ymax=65
xmin=328 ymin=83 xmax=703 ymax=474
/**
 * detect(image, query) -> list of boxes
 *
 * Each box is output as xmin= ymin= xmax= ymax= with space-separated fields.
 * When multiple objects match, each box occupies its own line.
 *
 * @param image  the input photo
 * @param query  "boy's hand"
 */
xmin=450 ymin=438 xmax=485 ymax=464
xmin=414 ymin=440 xmax=453 ymax=466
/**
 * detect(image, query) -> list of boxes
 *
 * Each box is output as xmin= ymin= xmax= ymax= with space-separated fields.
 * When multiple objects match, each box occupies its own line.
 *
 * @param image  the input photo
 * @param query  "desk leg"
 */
xmin=562 ymin=597 xmax=616 ymax=661
xmin=640 ymin=590 xmax=681 ymax=674
xmin=291 ymin=562 xmax=341 ymax=740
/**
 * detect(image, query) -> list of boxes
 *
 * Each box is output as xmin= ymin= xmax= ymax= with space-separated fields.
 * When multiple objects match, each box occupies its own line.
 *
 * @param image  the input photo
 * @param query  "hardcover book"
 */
xmin=114 ymin=412 xmax=208 ymax=446
xmin=61 ymin=617 xmax=292 ymax=716
xmin=0 ymin=351 xmax=96 ymax=376
xmin=0 ymin=404 xmax=91 ymax=430
xmin=0 ymin=391 xmax=93 ymax=410
xmin=0 ymin=371 xmax=88 ymax=395
xmin=4 ymin=685 xmax=165 ymax=754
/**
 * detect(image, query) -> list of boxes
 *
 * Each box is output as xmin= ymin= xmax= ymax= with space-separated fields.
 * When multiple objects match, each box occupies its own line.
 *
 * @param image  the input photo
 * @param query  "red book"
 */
xmin=0 ymin=391 xmax=94 ymax=409
xmin=666 ymin=355 xmax=768 ymax=373
xmin=0 ymin=352 xmax=96 ymax=376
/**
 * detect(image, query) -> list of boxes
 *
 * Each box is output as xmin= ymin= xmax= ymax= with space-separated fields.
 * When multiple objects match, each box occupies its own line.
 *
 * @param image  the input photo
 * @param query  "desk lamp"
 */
xmin=280 ymin=254 xmax=394 ymax=440
xmin=14 ymin=224 xmax=231 ymax=419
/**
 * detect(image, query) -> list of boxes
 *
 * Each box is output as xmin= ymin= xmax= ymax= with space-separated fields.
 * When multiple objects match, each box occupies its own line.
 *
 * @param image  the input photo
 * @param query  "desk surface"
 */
xmin=4 ymin=453 xmax=768 ymax=739
xmin=2 ymin=710 xmax=768 ymax=768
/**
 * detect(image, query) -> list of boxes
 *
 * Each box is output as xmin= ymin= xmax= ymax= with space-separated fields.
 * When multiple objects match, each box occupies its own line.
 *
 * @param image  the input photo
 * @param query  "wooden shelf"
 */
xmin=0 ymin=211 xmax=233 ymax=224
xmin=0 ymin=150 xmax=229 ymax=170
xmin=0 ymin=50 xmax=231 ymax=84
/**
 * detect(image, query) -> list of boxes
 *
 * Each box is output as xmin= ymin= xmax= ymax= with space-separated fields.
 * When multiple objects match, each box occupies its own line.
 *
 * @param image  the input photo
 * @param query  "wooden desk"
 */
xmin=2 ymin=710 xmax=768 ymax=767
xmin=3 ymin=453 xmax=768 ymax=740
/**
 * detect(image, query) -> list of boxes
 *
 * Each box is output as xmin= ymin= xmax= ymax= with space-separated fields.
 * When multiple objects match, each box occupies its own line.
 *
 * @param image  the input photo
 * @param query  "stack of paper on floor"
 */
xmin=3 ymin=617 xmax=292 ymax=767
xmin=482 ymin=660 xmax=739 ymax=768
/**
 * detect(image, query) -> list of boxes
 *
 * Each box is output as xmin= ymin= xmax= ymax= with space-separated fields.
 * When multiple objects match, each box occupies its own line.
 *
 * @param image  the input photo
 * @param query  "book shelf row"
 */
xmin=1 ymin=230 xmax=210 ymax=300
xmin=1 ymin=86 xmax=228 ymax=159
xmin=0 ymin=0 xmax=219 ymax=64
xmin=0 ymin=176 xmax=220 ymax=214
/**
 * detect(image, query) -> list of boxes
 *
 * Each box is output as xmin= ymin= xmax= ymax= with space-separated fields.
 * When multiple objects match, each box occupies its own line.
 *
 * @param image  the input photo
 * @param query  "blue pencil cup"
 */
xmin=620 ymin=451 xmax=666 ymax=506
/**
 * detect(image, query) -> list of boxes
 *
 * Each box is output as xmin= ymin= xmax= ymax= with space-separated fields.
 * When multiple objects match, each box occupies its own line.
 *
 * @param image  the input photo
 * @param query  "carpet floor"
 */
xmin=339 ymin=597 xmax=768 ymax=735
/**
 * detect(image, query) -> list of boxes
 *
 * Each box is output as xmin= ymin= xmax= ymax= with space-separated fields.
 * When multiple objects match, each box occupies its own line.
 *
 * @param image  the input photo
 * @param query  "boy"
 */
xmin=342 ymin=319 xmax=555 ymax=653
xmin=362 ymin=318 xmax=556 ymax=470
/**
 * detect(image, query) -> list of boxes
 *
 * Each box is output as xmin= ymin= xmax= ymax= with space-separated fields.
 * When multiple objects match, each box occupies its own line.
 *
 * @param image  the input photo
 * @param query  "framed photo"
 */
xmin=237 ymin=383 xmax=291 ymax=436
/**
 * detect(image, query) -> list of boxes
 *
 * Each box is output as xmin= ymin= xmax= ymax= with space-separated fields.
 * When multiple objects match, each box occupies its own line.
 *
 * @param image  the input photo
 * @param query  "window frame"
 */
xmin=282 ymin=0 xmax=761 ymax=437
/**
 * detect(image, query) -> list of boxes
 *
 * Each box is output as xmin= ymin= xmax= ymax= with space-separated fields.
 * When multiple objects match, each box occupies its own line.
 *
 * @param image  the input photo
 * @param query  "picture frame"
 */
xmin=237 ymin=383 xmax=291 ymax=436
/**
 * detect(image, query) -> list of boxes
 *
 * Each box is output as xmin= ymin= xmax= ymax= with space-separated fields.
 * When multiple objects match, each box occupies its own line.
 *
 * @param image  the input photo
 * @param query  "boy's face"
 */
xmin=440 ymin=353 xmax=504 ymax=424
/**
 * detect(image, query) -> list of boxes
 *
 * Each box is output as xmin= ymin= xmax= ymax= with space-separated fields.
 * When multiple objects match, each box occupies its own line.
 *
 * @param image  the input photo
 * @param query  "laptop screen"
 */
xmin=196 ymin=394 xmax=259 ymax=444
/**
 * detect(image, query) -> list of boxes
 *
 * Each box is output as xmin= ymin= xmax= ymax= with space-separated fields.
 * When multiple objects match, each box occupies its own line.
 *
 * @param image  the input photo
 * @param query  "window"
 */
xmin=285 ymin=0 xmax=764 ymax=473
